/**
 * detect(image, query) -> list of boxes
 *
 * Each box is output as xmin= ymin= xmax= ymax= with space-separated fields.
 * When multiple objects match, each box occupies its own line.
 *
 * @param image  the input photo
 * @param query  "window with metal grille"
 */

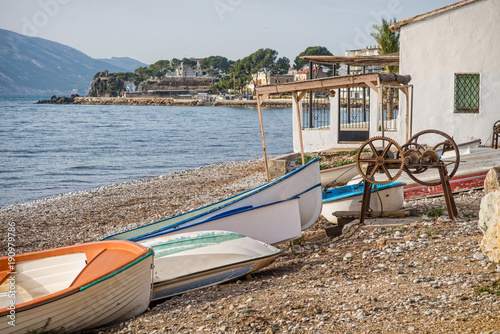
xmin=454 ymin=73 xmax=480 ymax=113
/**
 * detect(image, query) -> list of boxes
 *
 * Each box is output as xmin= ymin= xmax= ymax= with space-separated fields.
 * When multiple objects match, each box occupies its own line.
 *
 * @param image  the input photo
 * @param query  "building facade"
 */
xmin=393 ymin=0 xmax=500 ymax=146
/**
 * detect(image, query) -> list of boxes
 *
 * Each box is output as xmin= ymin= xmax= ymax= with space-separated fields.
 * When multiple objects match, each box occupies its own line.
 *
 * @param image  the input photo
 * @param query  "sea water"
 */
xmin=0 ymin=96 xmax=293 ymax=207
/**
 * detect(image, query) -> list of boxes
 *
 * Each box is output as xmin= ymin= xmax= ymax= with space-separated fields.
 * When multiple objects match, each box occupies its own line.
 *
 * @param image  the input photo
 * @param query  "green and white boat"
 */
xmin=138 ymin=230 xmax=282 ymax=300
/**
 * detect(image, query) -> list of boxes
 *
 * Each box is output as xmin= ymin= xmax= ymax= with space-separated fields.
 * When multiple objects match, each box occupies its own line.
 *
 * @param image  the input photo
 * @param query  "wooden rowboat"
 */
xmin=404 ymin=171 xmax=487 ymax=200
xmin=400 ymin=146 xmax=500 ymax=199
xmin=0 ymin=241 xmax=153 ymax=334
xmin=135 ymin=197 xmax=302 ymax=245
xmin=320 ymin=163 xmax=359 ymax=187
xmin=137 ymin=230 xmax=282 ymax=300
xmin=321 ymin=182 xmax=405 ymax=223
xmin=104 ymin=158 xmax=321 ymax=241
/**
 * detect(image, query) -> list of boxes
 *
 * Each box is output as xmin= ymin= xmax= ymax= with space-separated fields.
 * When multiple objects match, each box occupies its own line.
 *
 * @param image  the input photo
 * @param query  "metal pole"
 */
xmin=308 ymin=61 xmax=313 ymax=129
xmin=410 ymin=85 xmax=414 ymax=138
xmin=362 ymin=66 xmax=367 ymax=123
xmin=379 ymin=84 xmax=385 ymax=139
xmin=347 ymin=65 xmax=351 ymax=125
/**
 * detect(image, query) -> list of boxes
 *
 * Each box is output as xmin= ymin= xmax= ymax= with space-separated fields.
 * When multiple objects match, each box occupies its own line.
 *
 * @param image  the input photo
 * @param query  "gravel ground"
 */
xmin=1 ymin=159 xmax=496 ymax=334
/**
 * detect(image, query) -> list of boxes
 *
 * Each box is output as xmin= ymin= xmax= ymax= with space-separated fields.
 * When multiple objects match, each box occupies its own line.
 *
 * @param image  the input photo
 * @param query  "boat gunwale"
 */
xmin=0 ymin=241 xmax=152 ymax=315
xmin=152 ymin=246 xmax=282 ymax=297
xmin=322 ymin=182 xmax=406 ymax=203
xmin=133 ymin=196 xmax=301 ymax=242
xmin=104 ymin=158 xmax=320 ymax=241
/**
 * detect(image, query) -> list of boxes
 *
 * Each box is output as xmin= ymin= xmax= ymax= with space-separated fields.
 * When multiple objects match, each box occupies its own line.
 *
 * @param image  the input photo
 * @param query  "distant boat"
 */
xmin=104 ymin=158 xmax=322 ymax=242
xmin=138 ymin=230 xmax=282 ymax=300
xmin=137 ymin=197 xmax=302 ymax=245
xmin=0 ymin=241 xmax=153 ymax=334
xmin=321 ymin=182 xmax=405 ymax=223
xmin=320 ymin=163 xmax=359 ymax=187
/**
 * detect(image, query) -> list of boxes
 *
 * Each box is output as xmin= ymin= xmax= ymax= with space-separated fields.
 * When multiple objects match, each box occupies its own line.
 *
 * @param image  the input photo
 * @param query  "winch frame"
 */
xmin=356 ymin=129 xmax=460 ymax=224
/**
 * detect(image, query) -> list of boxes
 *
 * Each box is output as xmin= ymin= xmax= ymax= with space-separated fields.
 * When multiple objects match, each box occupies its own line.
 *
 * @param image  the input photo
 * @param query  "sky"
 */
xmin=0 ymin=0 xmax=457 ymax=65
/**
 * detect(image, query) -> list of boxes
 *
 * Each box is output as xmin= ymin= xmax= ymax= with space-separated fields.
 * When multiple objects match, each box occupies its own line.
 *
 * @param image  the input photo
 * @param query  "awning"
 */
xmin=301 ymin=53 xmax=399 ymax=67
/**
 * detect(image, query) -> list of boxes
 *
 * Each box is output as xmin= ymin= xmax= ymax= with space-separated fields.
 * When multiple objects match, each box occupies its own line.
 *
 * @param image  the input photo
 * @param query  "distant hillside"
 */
xmin=0 ymin=29 xmax=127 ymax=95
xmin=97 ymin=57 xmax=147 ymax=72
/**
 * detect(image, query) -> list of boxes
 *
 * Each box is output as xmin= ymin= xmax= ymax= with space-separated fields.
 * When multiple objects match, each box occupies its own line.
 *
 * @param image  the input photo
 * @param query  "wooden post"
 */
xmin=292 ymin=92 xmax=306 ymax=165
xmin=257 ymin=94 xmax=270 ymax=181
xmin=378 ymin=82 xmax=384 ymax=139
xmin=400 ymin=86 xmax=409 ymax=143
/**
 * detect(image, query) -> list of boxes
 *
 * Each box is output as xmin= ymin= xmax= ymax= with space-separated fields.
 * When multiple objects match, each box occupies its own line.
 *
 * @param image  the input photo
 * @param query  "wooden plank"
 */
xmin=255 ymin=73 xmax=381 ymax=95
xmin=333 ymin=210 xmax=410 ymax=218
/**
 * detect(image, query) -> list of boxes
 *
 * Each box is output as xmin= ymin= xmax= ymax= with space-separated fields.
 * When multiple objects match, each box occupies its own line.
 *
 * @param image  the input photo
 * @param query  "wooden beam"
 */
xmin=365 ymin=80 xmax=379 ymax=92
xmin=292 ymin=92 xmax=305 ymax=165
xmin=257 ymin=95 xmax=270 ymax=181
xmin=297 ymin=90 xmax=307 ymax=102
xmin=255 ymin=73 xmax=381 ymax=95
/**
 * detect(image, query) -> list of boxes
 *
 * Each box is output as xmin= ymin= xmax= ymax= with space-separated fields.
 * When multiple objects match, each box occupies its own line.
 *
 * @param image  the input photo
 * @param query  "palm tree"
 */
xmin=372 ymin=18 xmax=399 ymax=120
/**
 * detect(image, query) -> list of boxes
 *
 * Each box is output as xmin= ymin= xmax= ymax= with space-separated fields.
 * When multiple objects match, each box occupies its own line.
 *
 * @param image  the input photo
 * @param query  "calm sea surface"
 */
xmin=0 ymin=96 xmax=293 ymax=208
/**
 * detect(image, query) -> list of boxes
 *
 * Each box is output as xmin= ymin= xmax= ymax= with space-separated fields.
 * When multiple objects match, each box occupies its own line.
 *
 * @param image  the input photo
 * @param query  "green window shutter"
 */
xmin=454 ymin=73 xmax=480 ymax=113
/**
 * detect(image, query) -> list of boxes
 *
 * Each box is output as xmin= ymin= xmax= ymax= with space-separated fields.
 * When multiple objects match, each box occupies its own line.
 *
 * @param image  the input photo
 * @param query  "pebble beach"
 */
xmin=1 ymin=159 xmax=498 ymax=333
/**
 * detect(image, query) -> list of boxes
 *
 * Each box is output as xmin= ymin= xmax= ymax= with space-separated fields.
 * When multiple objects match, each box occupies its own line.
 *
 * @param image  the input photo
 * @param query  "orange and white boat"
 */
xmin=0 ymin=241 xmax=153 ymax=334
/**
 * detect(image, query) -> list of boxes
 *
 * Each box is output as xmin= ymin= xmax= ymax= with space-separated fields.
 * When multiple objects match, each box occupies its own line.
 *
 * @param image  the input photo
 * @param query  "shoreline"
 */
xmin=74 ymin=97 xmax=293 ymax=107
xmin=1 ymin=157 xmax=497 ymax=332
xmin=0 ymin=158 xmax=267 ymax=255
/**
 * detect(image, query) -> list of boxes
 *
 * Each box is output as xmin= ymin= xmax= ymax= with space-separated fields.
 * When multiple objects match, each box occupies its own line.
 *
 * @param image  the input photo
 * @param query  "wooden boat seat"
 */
xmin=69 ymin=249 xmax=138 ymax=288
xmin=0 ymin=253 xmax=87 ymax=308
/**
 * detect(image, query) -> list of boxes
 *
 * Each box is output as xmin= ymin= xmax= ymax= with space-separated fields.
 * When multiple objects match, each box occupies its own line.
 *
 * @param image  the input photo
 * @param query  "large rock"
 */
xmin=479 ymin=190 xmax=500 ymax=262
xmin=481 ymin=219 xmax=500 ymax=263
xmin=484 ymin=167 xmax=500 ymax=194
xmin=478 ymin=191 xmax=500 ymax=234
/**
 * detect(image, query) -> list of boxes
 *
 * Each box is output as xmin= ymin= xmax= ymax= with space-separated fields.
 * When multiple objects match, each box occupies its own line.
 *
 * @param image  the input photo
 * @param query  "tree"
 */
xmin=116 ymin=71 xmax=135 ymax=82
xmin=149 ymin=60 xmax=170 ymax=78
xmin=371 ymin=18 xmax=399 ymax=72
xmin=293 ymin=46 xmax=332 ymax=70
xmin=371 ymin=17 xmax=399 ymax=119
xmin=200 ymin=56 xmax=234 ymax=78
xmin=133 ymin=66 xmax=153 ymax=86
xmin=181 ymin=57 xmax=197 ymax=68
xmin=272 ymin=57 xmax=291 ymax=75
xmin=170 ymin=58 xmax=181 ymax=74
xmin=239 ymin=48 xmax=278 ymax=91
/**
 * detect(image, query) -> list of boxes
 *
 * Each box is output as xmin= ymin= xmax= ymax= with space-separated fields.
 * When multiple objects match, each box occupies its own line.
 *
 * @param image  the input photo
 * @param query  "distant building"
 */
xmin=247 ymin=71 xmax=294 ymax=94
xmin=175 ymin=58 xmax=205 ymax=78
xmin=338 ymin=46 xmax=381 ymax=75
xmin=294 ymin=66 xmax=328 ymax=82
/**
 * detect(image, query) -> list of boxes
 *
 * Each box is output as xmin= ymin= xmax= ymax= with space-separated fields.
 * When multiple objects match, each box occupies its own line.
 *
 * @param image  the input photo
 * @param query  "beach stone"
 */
xmin=484 ymin=167 xmax=500 ymax=194
xmin=480 ymin=211 xmax=500 ymax=262
xmin=473 ymin=252 xmax=486 ymax=261
xmin=477 ymin=191 xmax=500 ymax=234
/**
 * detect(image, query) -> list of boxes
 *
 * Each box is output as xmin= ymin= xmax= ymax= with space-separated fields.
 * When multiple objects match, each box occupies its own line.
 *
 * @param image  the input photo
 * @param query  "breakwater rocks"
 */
xmin=72 ymin=97 xmax=292 ymax=108
xmin=36 ymin=94 xmax=79 ymax=104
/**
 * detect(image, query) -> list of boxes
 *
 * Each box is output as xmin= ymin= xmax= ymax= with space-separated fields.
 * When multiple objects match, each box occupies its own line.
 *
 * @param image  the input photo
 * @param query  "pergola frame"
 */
xmin=255 ymin=72 xmax=412 ymax=181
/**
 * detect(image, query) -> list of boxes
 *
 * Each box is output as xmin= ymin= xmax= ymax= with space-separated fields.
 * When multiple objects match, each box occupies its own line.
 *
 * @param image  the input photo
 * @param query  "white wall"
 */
xmin=292 ymin=89 xmax=386 ymax=152
xmin=398 ymin=0 xmax=500 ymax=146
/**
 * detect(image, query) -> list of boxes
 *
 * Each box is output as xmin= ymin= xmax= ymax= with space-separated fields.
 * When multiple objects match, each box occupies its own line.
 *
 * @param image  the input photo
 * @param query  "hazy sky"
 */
xmin=1 ymin=0 xmax=456 ymax=65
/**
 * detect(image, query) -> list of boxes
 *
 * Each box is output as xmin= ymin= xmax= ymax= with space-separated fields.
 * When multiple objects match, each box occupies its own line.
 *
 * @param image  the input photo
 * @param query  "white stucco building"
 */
xmin=290 ymin=0 xmax=499 ymax=153
xmin=393 ymin=0 xmax=500 ymax=147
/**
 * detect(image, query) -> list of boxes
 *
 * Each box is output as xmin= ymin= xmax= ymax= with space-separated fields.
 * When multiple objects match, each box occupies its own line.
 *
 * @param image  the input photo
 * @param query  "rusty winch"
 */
xmin=355 ymin=129 xmax=460 ymax=224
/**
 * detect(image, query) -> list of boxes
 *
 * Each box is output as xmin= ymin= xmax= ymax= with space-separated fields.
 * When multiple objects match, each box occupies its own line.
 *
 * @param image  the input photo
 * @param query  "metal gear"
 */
xmin=404 ymin=129 xmax=460 ymax=186
xmin=421 ymin=149 xmax=440 ymax=165
xmin=356 ymin=136 xmax=404 ymax=185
